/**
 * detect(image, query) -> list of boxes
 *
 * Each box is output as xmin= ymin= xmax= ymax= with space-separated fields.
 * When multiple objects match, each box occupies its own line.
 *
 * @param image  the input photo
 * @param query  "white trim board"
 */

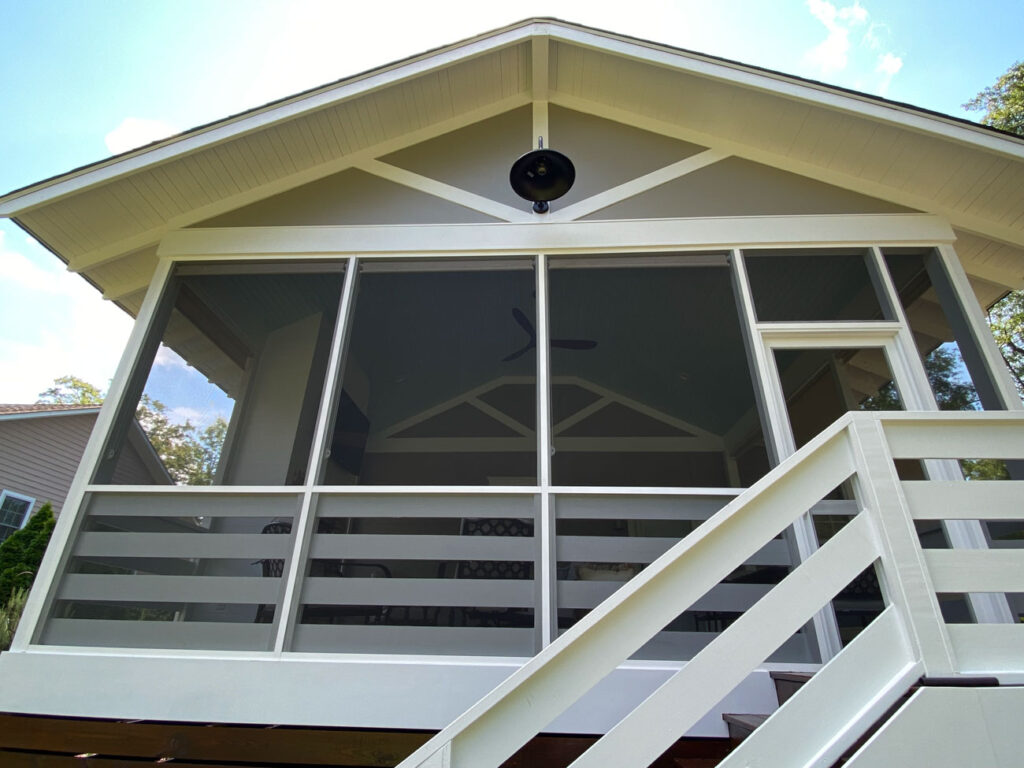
xmin=159 ymin=214 xmax=955 ymax=258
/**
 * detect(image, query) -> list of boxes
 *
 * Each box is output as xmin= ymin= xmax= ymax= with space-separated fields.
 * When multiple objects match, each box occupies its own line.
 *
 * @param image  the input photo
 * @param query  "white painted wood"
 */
xmin=42 ymin=619 xmax=274 ymax=650
xmin=84 ymin=491 xmax=300 ymax=517
xmin=395 ymin=420 xmax=856 ymax=768
xmin=546 ymin=150 xmax=729 ymax=222
xmin=567 ymin=514 xmax=877 ymax=768
xmin=316 ymin=493 xmax=537 ymax=518
xmin=532 ymin=34 xmax=549 ymax=102
xmin=902 ymin=480 xmax=1024 ymax=520
xmin=758 ymin=322 xmax=902 ymax=346
xmin=558 ymin=581 xmax=772 ymax=612
xmin=303 ymin=578 xmax=533 ymax=607
xmin=718 ymin=608 xmax=922 ymax=768
xmin=947 ymin=624 xmax=1024 ymax=673
xmin=882 ymin=413 xmax=1024 ymax=459
xmin=59 ymin=574 xmax=280 ymax=604
xmin=292 ymin=625 xmax=534 ymax=657
xmin=158 ymin=214 xmax=956 ymax=258
xmin=847 ymin=417 xmax=956 ymax=675
xmin=309 ymin=534 xmax=534 ymax=561
xmin=73 ymin=532 xmax=290 ymax=559
xmin=554 ymin=494 xmax=730 ymax=520
xmin=925 ymin=550 xmax=1024 ymax=592
xmin=557 ymin=535 xmax=790 ymax=565
xmin=936 ymin=244 xmax=1024 ymax=410
xmin=11 ymin=258 xmax=176 ymax=652
xmin=843 ymin=687 xmax=1024 ymax=767
xmin=357 ymin=160 xmax=533 ymax=223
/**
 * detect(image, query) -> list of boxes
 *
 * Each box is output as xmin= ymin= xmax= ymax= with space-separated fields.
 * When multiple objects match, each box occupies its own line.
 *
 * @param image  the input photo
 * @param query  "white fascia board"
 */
xmin=546 ymin=24 xmax=1024 ymax=163
xmin=0 ymin=23 xmax=538 ymax=216
xmin=0 ymin=409 xmax=101 ymax=423
xmin=158 ymin=214 xmax=955 ymax=258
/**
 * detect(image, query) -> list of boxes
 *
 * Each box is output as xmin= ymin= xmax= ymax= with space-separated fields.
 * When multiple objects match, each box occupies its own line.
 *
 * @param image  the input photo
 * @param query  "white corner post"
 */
xmin=13 ymin=257 xmax=177 ymax=652
xmin=274 ymin=257 xmax=361 ymax=653
xmin=536 ymin=253 xmax=557 ymax=648
xmin=868 ymin=247 xmax=1013 ymax=625
xmin=729 ymin=249 xmax=844 ymax=661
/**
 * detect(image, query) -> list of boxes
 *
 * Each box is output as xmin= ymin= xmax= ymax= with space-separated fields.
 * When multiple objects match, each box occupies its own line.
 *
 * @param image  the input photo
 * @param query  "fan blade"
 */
xmin=502 ymin=343 xmax=533 ymax=362
xmin=552 ymin=339 xmax=597 ymax=350
xmin=511 ymin=308 xmax=536 ymax=341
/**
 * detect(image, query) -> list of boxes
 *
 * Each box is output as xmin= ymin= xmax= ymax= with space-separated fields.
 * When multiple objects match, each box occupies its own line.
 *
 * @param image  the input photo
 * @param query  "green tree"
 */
xmin=37 ymin=376 xmax=227 ymax=486
xmin=36 ymin=375 xmax=103 ymax=405
xmin=964 ymin=61 xmax=1024 ymax=135
xmin=0 ymin=503 xmax=55 ymax=606
xmin=986 ymin=290 xmax=1024 ymax=399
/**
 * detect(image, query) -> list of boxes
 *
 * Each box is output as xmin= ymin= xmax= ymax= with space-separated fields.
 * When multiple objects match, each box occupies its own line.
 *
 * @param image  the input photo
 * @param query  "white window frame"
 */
xmin=0 ymin=490 xmax=36 ymax=538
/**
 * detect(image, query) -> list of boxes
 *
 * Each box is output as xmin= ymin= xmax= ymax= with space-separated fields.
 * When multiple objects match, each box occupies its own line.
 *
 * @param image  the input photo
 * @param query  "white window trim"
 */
xmin=0 ymin=489 xmax=36 ymax=533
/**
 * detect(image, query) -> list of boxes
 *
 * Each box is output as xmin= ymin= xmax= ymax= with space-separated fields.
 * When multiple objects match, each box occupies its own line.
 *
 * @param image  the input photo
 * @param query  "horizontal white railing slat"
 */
xmin=42 ymin=619 xmax=273 ymax=650
xmin=902 ymin=481 xmax=1024 ymax=520
xmin=87 ymin=493 xmax=299 ymax=518
xmin=74 ymin=532 xmax=291 ymax=559
xmin=925 ymin=550 xmax=1024 ymax=592
xmin=947 ymin=624 xmax=1024 ymax=672
xmin=883 ymin=415 xmax=1024 ymax=460
xmin=555 ymin=496 xmax=729 ymax=520
xmin=59 ymin=574 xmax=280 ymax=604
xmin=557 ymin=581 xmax=772 ymax=612
xmin=302 ymin=578 xmax=534 ymax=607
xmin=317 ymin=495 xmax=535 ymax=519
xmin=557 ymin=535 xmax=790 ymax=565
xmin=566 ymin=513 xmax=878 ymax=768
xmin=292 ymin=625 xmax=534 ymax=655
xmin=309 ymin=534 xmax=534 ymax=561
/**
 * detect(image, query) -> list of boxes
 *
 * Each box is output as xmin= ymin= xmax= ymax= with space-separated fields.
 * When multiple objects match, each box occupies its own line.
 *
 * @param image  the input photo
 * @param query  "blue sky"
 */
xmin=1 ymin=0 xmax=1022 ymax=412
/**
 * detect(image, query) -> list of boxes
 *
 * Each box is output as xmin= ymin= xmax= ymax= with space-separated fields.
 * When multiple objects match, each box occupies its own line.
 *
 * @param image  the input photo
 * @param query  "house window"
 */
xmin=0 ymin=490 xmax=35 ymax=542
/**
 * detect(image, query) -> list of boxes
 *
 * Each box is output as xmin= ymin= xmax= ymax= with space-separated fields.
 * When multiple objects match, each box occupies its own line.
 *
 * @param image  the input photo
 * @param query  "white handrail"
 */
xmin=396 ymin=411 xmax=1024 ymax=768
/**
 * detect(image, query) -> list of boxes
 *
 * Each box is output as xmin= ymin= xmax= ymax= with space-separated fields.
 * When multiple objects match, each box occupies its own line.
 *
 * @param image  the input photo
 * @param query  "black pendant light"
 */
xmin=509 ymin=138 xmax=575 ymax=214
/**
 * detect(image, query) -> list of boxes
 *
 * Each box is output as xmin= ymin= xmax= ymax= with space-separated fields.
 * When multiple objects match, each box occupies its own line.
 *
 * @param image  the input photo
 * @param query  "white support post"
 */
xmin=935 ymin=244 xmax=1023 ymax=411
xmin=869 ymin=247 xmax=1014 ymax=625
xmin=13 ymin=257 xmax=176 ymax=651
xmin=847 ymin=417 xmax=956 ymax=676
xmin=532 ymin=34 xmax=549 ymax=149
xmin=536 ymin=253 xmax=556 ymax=647
xmin=730 ymin=250 xmax=843 ymax=661
xmin=274 ymin=258 xmax=360 ymax=653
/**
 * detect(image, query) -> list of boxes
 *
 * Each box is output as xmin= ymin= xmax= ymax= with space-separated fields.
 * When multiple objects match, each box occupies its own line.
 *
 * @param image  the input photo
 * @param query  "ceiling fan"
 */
xmin=502 ymin=308 xmax=597 ymax=362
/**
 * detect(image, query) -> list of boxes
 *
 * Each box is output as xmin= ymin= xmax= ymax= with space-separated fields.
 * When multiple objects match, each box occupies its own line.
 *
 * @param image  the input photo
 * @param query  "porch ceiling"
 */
xmin=2 ymin=18 xmax=1024 ymax=316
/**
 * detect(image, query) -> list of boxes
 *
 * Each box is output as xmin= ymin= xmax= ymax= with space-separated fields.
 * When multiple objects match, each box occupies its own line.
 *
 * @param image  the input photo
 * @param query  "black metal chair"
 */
xmin=455 ymin=517 xmax=534 ymax=628
xmin=254 ymin=520 xmax=292 ymax=623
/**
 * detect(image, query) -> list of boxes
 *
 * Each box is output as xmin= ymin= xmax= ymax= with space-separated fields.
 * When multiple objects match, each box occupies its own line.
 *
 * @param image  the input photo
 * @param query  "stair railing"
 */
xmin=396 ymin=411 xmax=1024 ymax=768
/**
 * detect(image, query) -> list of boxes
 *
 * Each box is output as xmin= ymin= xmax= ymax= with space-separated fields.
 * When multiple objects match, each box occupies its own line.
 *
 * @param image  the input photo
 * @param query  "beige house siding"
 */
xmin=0 ymin=412 xmax=167 ymax=521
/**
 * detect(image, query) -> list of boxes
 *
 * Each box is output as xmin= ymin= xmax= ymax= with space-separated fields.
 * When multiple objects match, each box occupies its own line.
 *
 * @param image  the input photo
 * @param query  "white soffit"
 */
xmin=2 ymin=17 xmax=1024 ymax=306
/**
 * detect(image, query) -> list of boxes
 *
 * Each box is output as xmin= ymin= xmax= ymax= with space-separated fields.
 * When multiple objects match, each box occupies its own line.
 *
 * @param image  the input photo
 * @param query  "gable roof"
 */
xmin=2 ymin=17 xmax=1023 ymax=312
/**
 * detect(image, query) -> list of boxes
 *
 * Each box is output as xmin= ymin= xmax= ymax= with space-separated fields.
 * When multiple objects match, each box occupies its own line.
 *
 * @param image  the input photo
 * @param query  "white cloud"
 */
xmin=154 ymin=344 xmax=190 ymax=370
xmin=104 ymin=117 xmax=177 ymax=155
xmin=875 ymin=52 xmax=904 ymax=95
xmin=804 ymin=1 xmax=904 ymax=95
xmin=0 ymin=225 xmax=132 ymax=402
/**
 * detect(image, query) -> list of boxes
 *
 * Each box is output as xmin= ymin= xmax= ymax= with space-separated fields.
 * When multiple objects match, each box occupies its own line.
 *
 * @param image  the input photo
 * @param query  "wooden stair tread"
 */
xmin=722 ymin=714 xmax=768 ymax=729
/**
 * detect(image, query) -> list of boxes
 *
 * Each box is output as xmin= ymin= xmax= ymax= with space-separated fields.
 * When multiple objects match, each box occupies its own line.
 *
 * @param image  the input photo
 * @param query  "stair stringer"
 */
xmin=719 ymin=607 xmax=923 ymax=768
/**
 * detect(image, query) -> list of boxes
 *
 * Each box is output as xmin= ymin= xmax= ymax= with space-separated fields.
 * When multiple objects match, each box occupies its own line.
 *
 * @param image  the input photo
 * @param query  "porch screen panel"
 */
xmin=547 ymin=259 xmax=768 ymax=487
xmin=745 ymin=249 xmax=887 ymax=322
xmin=319 ymin=262 xmax=537 ymax=486
xmin=95 ymin=265 xmax=346 ymax=486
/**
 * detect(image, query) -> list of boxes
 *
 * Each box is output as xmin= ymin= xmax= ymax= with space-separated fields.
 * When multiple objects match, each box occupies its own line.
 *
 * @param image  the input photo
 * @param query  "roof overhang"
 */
xmin=3 ymin=17 xmax=1023 ymax=313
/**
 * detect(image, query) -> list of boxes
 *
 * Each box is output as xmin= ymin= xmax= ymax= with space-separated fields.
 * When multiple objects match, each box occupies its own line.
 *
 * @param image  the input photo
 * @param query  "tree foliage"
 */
xmin=0 ymin=503 xmax=55 ymax=606
xmin=986 ymin=290 xmax=1024 ymax=400
xmin=37 ymin=375 xmax=103 ymax=405
xmin=964 ymin=60 xmax=1024 ymax=136
xmin=37 ymin=376 xmax=227 ymax=486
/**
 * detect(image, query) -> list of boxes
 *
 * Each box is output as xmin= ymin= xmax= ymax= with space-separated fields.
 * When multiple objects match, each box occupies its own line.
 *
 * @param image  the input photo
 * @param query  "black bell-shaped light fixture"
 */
xmin=509 ymin=139 xmax=575 ymax=213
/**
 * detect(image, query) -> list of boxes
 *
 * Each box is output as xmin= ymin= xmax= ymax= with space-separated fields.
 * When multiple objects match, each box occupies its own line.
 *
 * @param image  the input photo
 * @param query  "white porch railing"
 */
xmin=395 ymin=411 xmax=1024 ymax=768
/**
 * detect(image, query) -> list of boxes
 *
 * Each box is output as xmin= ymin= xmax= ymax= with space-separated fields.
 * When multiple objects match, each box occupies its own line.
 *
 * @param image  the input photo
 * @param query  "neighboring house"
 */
xmin=0 ymin=18 xmax=1022 ymax=768
xmin=0 ymin=404 xmax=170 ymax=539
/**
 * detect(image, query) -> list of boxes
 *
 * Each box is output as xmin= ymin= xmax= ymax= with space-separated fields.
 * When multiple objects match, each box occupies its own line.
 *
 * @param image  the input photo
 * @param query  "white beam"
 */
xmin=547 ymin=150 xmax=728 ymax=222
xmin=532 ymin=34 xmax=549 ymax=148
xmin=159 ymin=214 xmax=955 ymax=259
xmin=357 ymin=160 xmax=533 ymax=223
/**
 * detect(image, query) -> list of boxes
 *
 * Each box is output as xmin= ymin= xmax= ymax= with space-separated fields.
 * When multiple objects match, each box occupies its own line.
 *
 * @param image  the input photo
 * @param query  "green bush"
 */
xmin=0 ymin=502 xmax=55 ymax=606
xmin=0 ymin=588 xmax=28 ymax=651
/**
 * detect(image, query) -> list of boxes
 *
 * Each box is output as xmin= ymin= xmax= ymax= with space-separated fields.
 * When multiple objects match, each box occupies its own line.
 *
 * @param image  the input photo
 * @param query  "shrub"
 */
xmin=0 ymin=502 xmax=55 ymax=606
